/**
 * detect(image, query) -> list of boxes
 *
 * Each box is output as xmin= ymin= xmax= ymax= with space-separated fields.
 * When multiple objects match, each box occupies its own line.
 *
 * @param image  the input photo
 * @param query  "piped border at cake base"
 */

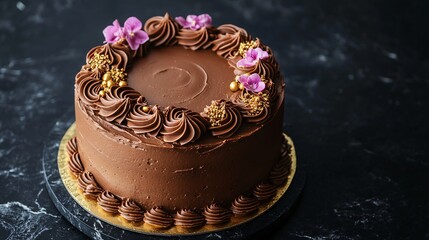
xmin=57 ymin=123 xmax=297 ymax=236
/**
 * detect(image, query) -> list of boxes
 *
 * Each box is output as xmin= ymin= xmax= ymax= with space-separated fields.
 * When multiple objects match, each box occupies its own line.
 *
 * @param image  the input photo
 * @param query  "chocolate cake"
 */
xmin=66 ymin=13 xmax=290 ymax=229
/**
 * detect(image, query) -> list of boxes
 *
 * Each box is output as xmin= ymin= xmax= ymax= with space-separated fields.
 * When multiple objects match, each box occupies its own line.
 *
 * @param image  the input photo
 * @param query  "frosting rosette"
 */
xmin=176 ymin=27 xmax=216 ymax=51
xmin=174 ymin=209 xmax=205 ymax=229
xmin=212 ymin=24 xmax=250 ymax=58
xmin=230 ymin=195 xmax=259 ymax=216
xmin=144 ymin=13 xmax=179 ymax=46
xmin=161 ymin=106 xmax=208 ymax=145
xmin=86 ymin=43 xmax=131 ymax=71
xmin=202 ymin=100 xmax=242 ymax=138
xmin=97 ymin=86 xmax=140 ymax=124
xmin=230 ymin=91 xmax=270 ymax=124
xmin=66 ymin=137 xmax=78 ymax=157
xmin=127 ymin=103 xmax=164 ymax=138
xmin=203 ymin=203 xmax=232 ymax=225
xmin=253 ymin=182 xmax=277 ymax=201
xmin=68 ymin=153 xmax=84 ymax=177
xmin=144 ymin=207 xmax=173 ymax=229
xmin=77 ymin=171 xmax=102 ymax=200
xmin=77 ymin=77 xmax=101 ymax=107
xmin=118 ymin=198 xmax=144 ymax=222
xmin=97 ymin=191 xmax=121 ymax=214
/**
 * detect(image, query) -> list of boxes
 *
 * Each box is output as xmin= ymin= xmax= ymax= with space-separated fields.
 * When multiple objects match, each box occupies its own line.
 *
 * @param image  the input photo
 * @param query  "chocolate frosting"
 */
xmin=229 ymin=55 xmax=277 ymax=79
xmin=269 ymin=139 xmax=292 ymax=186
xmin=161 ymin=107 xmax=208 ymax=145
xmin=203 ymin=100 xmax=242 ymax=138
xmin=98 ymin=86 xmax=140 ymax=124
xmin=118 ymin=198 xmax=144 ymax=222
xmin=75 ymin=65 xmax=102 ymax=85
xmin=174 ymin=209 xmax=205 ymax=229
xmin=86 ymin=43 xmax=131 ymax=70
xmin=203 ymin=204 xmax=232 ymax=225
xmin=253 ymin=182 xmax=277 ymax=201
xmin=230 ymin=91 xmax=271 ymax=124
xmin=97 ymin=191 xmax=121 ymax=214
xmin=66 ymin=137 xmax=78 ymax=157
xmin=212 ymin=24 xmax=250 ymax=58
xmin=77 ymin=171 xmax=102 ymax=200
xmin=230 ymin=195 xmax=259 ymax=216
xmin=144 ymin=13 xmax=179 ymax=47
xmin=77 ymin=77 xmax=101 ymax=107
xmin=144 ymin=207 xmax=173 ymax=228
xmin=177 ymin=27 xmax=215 ymax=51
xmin=127 ymin=104 xmax=164 ymax=138
xmin=68 ymin=153 xmax=84 ymax=177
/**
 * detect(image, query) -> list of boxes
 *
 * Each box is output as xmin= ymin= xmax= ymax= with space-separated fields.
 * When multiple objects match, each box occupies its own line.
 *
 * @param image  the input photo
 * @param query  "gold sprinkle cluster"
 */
xmin=241 ymin=92 xmax=269 ymax=116
xmin=238 ymin=40 xmax=258 ymax=57
xmin=205 ymin=101 xmax=227 ymax=127
xmin=88 ymin=53 xmax=111 ymax=71
xmin=99 ymin=67 xmax=128 ymax=97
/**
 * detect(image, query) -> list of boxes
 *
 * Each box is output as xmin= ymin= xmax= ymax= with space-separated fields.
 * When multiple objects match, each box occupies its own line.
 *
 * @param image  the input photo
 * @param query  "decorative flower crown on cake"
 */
xmin=76 ymin=13 xmax=281 ymax=145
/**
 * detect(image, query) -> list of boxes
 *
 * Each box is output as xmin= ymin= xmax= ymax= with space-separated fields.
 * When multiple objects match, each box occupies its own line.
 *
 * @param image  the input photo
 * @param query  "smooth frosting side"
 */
xmin=177 ymin=27 xmax=215 ymax=50
xmin=174 ymin=209 xmax=205 ymax=229
xmin=118 ymin=198 xmax=144 ymax=222
xmin=77 ymin=171 xmax=102 ymax=200
xmin=161 ymin=106 xmax=208 ymax=145
xmin=212 ymin=24 xmax=250 ymax=58
xmin=144 ymin=13 xmax=179 ymax=46
xmin=203 ymin=204 xmax=232 ymax=225
xmin=143 ymin=207 xmax=174 ymax=229
xmin=97 ymin=191 xmax=121 ymax=214
xmin=230 ymin=195 xmax=260 ymax=216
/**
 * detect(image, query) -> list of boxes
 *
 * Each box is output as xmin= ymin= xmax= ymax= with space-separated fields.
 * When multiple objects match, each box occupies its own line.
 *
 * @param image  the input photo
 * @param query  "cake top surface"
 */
xmin=75 ymin=13 xmax=283 ymax=146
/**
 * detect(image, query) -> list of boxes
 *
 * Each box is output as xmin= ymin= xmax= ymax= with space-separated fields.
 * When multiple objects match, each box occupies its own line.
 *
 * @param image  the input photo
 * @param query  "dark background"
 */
xmin=1 ymin=0 xmax=428 ymax=239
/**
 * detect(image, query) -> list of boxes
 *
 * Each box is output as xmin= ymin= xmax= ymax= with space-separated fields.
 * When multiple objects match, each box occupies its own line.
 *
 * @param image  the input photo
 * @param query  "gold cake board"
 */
xmin=58 ymin=123 xmax=297 ymax=236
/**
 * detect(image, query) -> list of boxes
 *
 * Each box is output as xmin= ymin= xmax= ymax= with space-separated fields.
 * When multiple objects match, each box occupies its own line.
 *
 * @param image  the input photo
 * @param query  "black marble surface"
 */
xmin=0 ymin=0 xmax=428 ymax=239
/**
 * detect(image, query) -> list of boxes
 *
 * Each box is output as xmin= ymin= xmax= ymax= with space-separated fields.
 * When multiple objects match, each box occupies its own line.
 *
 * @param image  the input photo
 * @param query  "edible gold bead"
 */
xmin=102 ymin=72 xmax=112 ymax=81
xmin=119 ymin=80 xmax=127 ymax=87
xmin=101 ymin=80 xmax=107 ymax=87
xmin=229 ymin=81 xmax=239 ymax=92
xmin=99 ymin=90 xmax=105 ymax=97
xmin=239 ymin=83 xmax=244 ymax=90
xmin=142 ymin=106 xmax=150 ymax=113
xmin=107 ymin=80 xmax=114 ymax=88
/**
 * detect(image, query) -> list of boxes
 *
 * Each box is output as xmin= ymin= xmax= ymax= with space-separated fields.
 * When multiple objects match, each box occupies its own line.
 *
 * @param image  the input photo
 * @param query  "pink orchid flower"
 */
xmin=237 ymin=47 xmax=269 ymax=68
xmin=103 ymin=17 xmax=149 ymax=50
xmin=238 ymin=73 xmax=266 ymax=93
xmin=175 ymin=14 xmax=212 ymax=30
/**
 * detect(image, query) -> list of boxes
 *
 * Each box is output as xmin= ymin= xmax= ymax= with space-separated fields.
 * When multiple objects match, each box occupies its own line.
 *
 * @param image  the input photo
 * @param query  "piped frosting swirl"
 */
xmin=127 ymin=103 xmax=164 ymax=138
xmin=98 ymin=86 xmax=140 ymax=124
xmin=118 ymin=198 xmax=144 ymax=222
xmin=253 ymin=182 xmax=277 ymax=201
xmin=144 ymin=207 xmax=174 ymax=228
xmin=203 ymin=204 xmax=232 ymax=225
xmin=97 ymin=191 xmax=121 ymax=214
xmin=177 ymin=27 xmax=215 ymax=51
xmin=86 ymin=43 xmax=131 ymax=71
xmin=77 ymin=78 xmax=101 ymax=107
xmin=202 ymin=100 xmax=242 ymax=138
xmin=144 ymin=13 xmax=179 ymax=46
xmin=77 ymin=172 xmax=102 ymax=200
xmin=66 ymin=137 xmax=78 ymax=157
xmin=231 ymin=195 xmax=259 ymax=216
xmin=174 ymin=209 xmax=205 ymax=229
xmin=212 ymin=24 xmax=250 ymax=58
xmin=162 ymin=107 xmax=208 ymax=145
xmin=68 ymin=153 xmax=84 ymax=177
